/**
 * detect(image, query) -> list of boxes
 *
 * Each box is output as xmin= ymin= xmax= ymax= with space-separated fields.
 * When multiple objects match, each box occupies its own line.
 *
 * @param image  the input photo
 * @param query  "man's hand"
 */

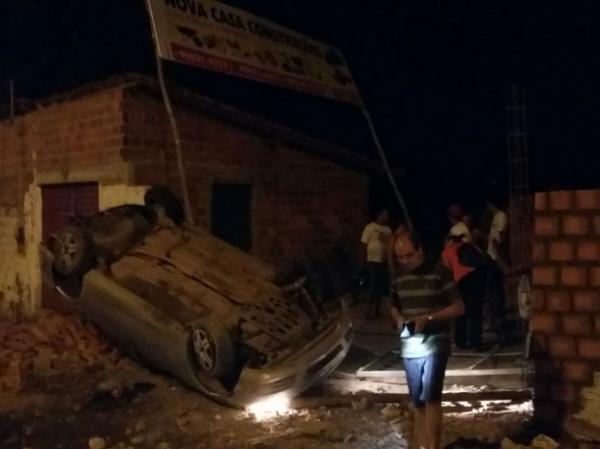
xmin=389 ymin=306 xmax=405 ymax=329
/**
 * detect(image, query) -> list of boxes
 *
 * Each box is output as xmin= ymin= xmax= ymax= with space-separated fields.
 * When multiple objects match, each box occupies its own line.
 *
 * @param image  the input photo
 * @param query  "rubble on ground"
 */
xmin=0 ymin=309 xmax=118 ymax=392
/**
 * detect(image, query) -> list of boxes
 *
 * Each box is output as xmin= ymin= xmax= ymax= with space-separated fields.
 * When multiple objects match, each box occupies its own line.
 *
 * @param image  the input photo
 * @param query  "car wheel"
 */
xmin=191 ymin=318 xmax=234 ymax=380
xmin=144 ymin=185 xmax=185 ymax=225
xmin=51 ymin=225 xmax=95 ymax=277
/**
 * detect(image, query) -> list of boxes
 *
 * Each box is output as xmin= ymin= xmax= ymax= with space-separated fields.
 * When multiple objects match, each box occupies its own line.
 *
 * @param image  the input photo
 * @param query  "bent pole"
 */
xmin=145 ymin=0 xmax=195 ymax=225
xmin=360 ymin=105 xmax=414 ymax=231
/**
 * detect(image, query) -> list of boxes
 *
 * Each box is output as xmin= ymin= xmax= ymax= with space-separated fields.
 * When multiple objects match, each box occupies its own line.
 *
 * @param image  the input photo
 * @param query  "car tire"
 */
xmin=144 ymin=185 xmax=185 ymax=226
xmin=190 ymin=318 xmax=234 ymax=380
xmin=50 ymin=225 xmax=95 ymax=277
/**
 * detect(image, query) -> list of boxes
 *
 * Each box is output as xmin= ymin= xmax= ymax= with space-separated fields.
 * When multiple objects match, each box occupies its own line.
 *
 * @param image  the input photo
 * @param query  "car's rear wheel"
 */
xmin=190 ymin=318 xmax=234 ymax=380
xmin=144 ymin=185 xmax=185 ymax=225
xmin=50 ymin=225 xmax=95 ymax=277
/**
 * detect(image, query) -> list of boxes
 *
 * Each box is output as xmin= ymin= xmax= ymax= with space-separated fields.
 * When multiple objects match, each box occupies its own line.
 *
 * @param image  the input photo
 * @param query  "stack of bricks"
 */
xmin=531 ymin=189 xmax=600 ymax=431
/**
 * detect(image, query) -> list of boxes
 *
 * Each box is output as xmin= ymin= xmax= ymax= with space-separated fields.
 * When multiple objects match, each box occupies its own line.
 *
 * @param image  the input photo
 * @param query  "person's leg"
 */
xmin=468 ymin=271 xmax=484 ymax=349
xmin=366 ymin=262 xmax=377 ymax=318
xmin=373 ymin=263 xmax=387 ymax=317
xmin=414 ymin=406 xmax=427 ymax=448
xmin=426 ymin=401 xmax=443 ymax=449
xmin=403 ymin=357 xmax=426 ymax=447
xmin=422 ymin=352 xmax=449 ymax=449
xmin=455 ymin=278 xmax=469 ymax=348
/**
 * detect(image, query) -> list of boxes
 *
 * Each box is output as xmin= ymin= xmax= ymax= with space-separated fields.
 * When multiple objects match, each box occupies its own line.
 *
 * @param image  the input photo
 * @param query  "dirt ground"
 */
xmin=0 ymin=349 xmax=537 ymax=449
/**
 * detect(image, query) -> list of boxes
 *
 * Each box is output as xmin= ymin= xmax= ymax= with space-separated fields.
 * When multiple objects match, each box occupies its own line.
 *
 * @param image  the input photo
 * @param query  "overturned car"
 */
xmin=40 ymin=186 xmax=353 ymax=407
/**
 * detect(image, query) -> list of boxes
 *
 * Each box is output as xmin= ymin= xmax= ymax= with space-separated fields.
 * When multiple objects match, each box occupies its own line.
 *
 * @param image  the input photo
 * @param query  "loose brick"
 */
xmin=546 ymin=291 xmax=572 ymax=312
xmin=534 ymin=217 xmax=559 ymax=237
xmin=563 ymin=215 xmax=590 ymax=236
xmin=560 ymin=266 xmax=588 ymax=287
xmin=563 ymin=360 xmax=592 ymax=383
xmin=575 ymin=189 xmax=600 ymax=209
xmin=531 ymin=313 xmax=558 ymax=334
xmin=576 ymin=241 xmax=599 ymax=262
xmin=533 ymin=266 xmax=557 ymax=286
xmin=562 ymin=314 xmax=593 ymax=336
xmin=531 ymin=289 xmax=545 ymax=311
xmin=549 ymin=241 xmax=574 ymax=262
xmin=573 ymin=291 xmax=600 ymax=311
xmin=579 ymin=338 xmax=600 ymax=359
xmin=534 ymin=192 xmax=547 ymax=212
xmin=549 ymin=191 xmax=573 ymax=210
xmin=591 ymin=267 xmax=600 ymax=287
xmin=532 ymin=242 xmax=546 ymax=263
xmin=549 ymin=336 xmax=577 ymax=358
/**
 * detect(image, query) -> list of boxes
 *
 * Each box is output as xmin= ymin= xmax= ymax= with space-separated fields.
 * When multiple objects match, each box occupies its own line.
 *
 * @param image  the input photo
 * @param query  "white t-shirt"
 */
xmin=487 ymin=210 xmax=508 ymax=260
xmin=361 ymin=222 xmax=392 ymax=263
xmin=449 ymin=222 xmax=472 ymax=242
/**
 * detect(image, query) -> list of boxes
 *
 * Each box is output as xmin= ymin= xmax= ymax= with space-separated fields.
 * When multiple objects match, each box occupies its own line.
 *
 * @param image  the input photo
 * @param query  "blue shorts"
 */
xmin=403 ymin=352 xmax=448 ymax=408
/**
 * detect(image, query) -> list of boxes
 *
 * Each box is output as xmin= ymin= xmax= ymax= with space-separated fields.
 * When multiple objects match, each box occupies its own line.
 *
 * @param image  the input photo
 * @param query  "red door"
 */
xmin=41 ymin=183 xmax=98 ymax=311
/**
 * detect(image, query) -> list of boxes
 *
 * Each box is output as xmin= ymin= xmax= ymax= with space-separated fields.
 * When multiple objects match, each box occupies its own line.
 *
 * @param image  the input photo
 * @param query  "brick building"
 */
xmin=0 ymin=74 xmax=373 ymax=317
xmin=531 ymin=189 xmax=600 ymax=437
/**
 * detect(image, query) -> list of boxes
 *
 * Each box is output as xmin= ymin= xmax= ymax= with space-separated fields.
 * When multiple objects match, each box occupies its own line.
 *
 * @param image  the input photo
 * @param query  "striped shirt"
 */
xmin=392 ymin=258 xmax=460 ymax=358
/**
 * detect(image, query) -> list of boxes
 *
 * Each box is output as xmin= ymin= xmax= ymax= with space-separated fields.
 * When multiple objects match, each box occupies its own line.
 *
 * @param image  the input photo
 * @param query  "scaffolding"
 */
xmin=506 ymin=85 xmax=532 ymax=272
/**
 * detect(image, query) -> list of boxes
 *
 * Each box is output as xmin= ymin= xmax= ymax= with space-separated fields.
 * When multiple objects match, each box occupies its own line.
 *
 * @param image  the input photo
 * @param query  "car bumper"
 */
xmin=230 ymin=301 xmax=353 ymax=404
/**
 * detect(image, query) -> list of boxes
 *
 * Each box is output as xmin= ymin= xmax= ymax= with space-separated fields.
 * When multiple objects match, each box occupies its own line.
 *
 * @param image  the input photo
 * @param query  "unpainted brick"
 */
xmin=563 ymin=215 xmax=590 ymax=236
xmin=532 ymin=242 xmax=546 ymax=263
xmin=533 ymin=266 xmax=557 ymax=286
xmin=549 ymin=191 xmax=573 ymax=210
xmin=595 ymin=315 xmax=600 ymax=333
xmin=573 ymin=291 xmax=600 ymax=312
xmin=574 ymin=189 xmax=600 ymax=209
xmin=534 ymin=217 xmax=559 ymax=237
xmin=576 ymin=241 xmax=599 ymax=262
xmin=562 ymin=360 xmax=592 ymax=383
xmin=546 ymin=291 xmax=572 ymax=312
xmin=590 ymin=267 xmax=600 ymax=288
xmin=531 ymin=289 xmax=545 ymax=311
xmin=531 ymin=313 xmax=558 ymax=334
xmin=549 ymin=240 xmax=574 ymax=262
xmin=551 ymin=382 xmax=580 ymax=405
xmin=560 ymin=266 xmax=588 ymax=287
xmin=579 ymin=338 xmax=600 ymax=360
xmin=562 ymin=314 xmax=593 ymax=336
xmin=594 ymin=216 xmax=600 ymax=235
xmin=549 ymin=336 xmax=577 ymax=358
xmin=534 ymin=192 xmax=547 ymax=212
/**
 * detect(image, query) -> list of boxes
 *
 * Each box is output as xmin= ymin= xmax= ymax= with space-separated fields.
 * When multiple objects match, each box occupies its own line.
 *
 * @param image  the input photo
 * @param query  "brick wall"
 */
xmin=0 ymin=82 xmax=369 ymax=315
xmin=121 ymin=88 xmax=369 ymax=266
xmin=531 ymin=189 xmax=600 ymax=432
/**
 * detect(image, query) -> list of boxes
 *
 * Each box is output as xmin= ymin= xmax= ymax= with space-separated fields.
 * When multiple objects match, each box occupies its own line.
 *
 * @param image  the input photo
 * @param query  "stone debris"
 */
xmin=88 ymin=436 xmax=107 ymax=449
xmin=501 ymin=434 xmax=559 ymax=449
xmin=351 ymin=396 xmax=369 ymax=411
xmin=0 ymin=310 xmax=116 ymax=392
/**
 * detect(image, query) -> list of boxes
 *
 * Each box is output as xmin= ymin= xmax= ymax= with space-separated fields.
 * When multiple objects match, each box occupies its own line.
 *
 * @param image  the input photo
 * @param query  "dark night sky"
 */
xmin=1 ymin=0 xmax=599 ymax=237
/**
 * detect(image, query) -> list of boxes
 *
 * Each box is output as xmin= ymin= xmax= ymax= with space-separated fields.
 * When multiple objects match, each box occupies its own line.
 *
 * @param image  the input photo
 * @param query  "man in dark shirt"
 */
xmin=390 ymin=231 xmax=465 ymax=449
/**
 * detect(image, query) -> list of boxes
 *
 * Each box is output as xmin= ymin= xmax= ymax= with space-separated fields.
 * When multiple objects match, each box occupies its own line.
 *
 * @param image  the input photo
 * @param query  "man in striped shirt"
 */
xmin=390 ymin=232 xmax=465 ymax=449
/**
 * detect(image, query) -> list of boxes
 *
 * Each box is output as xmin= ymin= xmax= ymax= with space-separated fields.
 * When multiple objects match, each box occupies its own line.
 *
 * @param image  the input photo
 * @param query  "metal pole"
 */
xmin=361 ymin=106 xmax=414 ymax=231
xmin=145 ymin=0 xmax=195 ymax=225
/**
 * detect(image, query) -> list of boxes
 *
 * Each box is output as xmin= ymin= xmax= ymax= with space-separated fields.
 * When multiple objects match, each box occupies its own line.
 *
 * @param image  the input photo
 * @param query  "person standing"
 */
xmin=390 ymin=232 xmax=465 ymax=449
xmin=447 ymin=203 xmax=472 ymax=243
xmin=442 ymin=235 xmax=486 ymax=350
xmin=485 ymin=198 xmax=509 ymax=331
xmin=360 ymin=208 xmax=392 ymax=319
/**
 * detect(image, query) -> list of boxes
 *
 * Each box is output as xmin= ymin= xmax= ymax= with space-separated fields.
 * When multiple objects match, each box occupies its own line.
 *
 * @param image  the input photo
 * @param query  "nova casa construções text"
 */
xmin=164 ymin=0 xmax=324 ymax=58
